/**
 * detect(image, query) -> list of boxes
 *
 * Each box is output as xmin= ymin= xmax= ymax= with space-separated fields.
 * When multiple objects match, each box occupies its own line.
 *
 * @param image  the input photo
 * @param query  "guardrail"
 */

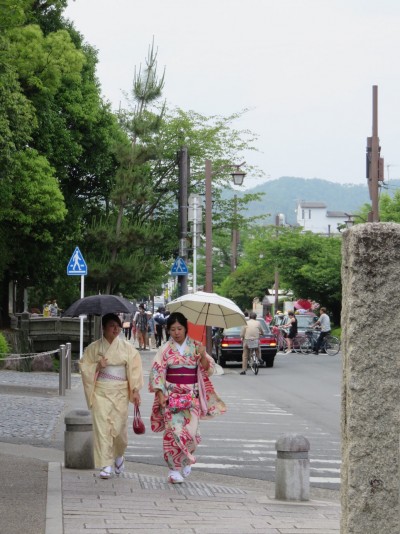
xmin=0 ymin=342 xmax=73 ymax=396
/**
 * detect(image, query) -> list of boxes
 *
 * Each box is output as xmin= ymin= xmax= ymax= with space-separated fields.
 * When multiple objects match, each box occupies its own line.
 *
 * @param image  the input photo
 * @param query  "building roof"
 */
xmin=297 ymin=201 xmax=327 ymax=208
xmin=326 ymin=211 xmax=347 ymax=217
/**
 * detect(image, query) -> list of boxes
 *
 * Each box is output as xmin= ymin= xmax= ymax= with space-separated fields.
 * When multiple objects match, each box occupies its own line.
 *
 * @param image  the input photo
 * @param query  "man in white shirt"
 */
xmin=240 ymin=312 xmax=263 ymax=375
xmin=312 ymin=307 xmax=331 ymax=355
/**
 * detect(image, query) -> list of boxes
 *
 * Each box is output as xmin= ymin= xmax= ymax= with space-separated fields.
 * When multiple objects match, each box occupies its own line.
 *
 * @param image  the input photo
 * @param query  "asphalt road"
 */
xmin=129 ymin=349 xmax=342 ymax=489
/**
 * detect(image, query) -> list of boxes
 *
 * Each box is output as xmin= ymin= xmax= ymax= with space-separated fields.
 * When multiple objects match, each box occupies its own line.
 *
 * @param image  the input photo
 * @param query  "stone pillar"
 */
xmin=275 ymin=433 xmax=310 ymax=501
xmin=341 ymin=223 xmax=400 ymax=533
xmin=64 ymin=409 xmax=94 ymax=469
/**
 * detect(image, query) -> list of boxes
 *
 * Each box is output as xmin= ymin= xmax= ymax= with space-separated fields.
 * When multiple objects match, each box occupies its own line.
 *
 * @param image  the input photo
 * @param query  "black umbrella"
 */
xmin=62 ymin=295 xmax=136 ymax=317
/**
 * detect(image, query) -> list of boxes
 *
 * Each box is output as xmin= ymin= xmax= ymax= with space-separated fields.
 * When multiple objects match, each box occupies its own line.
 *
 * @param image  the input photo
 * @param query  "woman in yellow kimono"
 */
xmin=80 ymin=313 xmax=143 ymax=479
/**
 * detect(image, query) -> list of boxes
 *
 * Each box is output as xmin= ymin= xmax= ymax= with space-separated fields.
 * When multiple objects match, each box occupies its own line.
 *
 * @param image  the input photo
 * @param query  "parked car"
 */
xmin=212 ymin=317 xmax=277 ymax=368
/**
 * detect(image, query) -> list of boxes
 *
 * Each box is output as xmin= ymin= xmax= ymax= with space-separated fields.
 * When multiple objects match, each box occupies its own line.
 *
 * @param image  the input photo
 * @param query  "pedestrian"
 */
xmin=50 ymin=300 xmax=58 ymax=317
xmin=311 ymin=307 xmax=331 ymax=354
xmin=43 ymin=300 xmax=51 ymax=317
xmin=122 ymin=312 xmax=133 ymax=341
xmin=149 ymin=312 xmax=226 ymax=484
xmin=281 ymin=311 xmax=298 ymax=353
xmin=154 ymin=307 xmax=166 ymax=347
xmin=147 ymin=311 xmax=155 ymax=349
xmin=135 ymin=304 xmax=149 ymax=350
xmin=80 ymin=313 xmax=143 ymax=479
xmin=265 ymin=311 xmax=272 ymax=324
xmin=240 ymin=311 xmax=263 ymax=375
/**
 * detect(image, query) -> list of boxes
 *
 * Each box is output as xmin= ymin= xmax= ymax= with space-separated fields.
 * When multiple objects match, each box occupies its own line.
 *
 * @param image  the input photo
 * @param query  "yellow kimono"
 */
xmin=80 ymin=336 xmax=143 ymax=468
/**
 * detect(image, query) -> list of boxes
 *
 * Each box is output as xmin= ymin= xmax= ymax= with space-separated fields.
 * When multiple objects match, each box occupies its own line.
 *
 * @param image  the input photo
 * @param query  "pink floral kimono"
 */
xmin=149 ymin=336 xmax=226 ymax=470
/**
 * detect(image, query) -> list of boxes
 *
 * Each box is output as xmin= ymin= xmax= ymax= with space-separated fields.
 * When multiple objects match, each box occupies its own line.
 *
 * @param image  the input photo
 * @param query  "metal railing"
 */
xmin=0 ymin=342 xmax=73 ymax=396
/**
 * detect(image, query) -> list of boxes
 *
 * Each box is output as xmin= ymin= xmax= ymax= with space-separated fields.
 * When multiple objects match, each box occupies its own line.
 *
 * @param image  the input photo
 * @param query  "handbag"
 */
xmin=123 ymin=321 xmax=130 ymax=328
xmin=168 ymin=392 xmax=194 ymax=411
xmin=133 ymin=405 xmax=145 ymax=434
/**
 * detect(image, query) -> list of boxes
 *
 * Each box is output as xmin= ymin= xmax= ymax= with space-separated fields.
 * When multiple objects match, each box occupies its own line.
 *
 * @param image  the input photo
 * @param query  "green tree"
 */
xmin=218 ymin=226 xmax=342 ymax=323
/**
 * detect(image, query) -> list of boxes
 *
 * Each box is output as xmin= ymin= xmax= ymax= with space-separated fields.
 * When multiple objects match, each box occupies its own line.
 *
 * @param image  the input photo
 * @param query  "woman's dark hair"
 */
xmin=102 ymin=313 xmax=122 ymax=328
xmin=166 ymin=312 xmax=188 ymax=335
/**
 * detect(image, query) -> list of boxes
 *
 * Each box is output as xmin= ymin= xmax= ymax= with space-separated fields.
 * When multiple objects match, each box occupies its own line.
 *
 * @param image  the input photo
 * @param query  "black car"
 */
xmin=213 ymin=317 xmax=277 ymax=368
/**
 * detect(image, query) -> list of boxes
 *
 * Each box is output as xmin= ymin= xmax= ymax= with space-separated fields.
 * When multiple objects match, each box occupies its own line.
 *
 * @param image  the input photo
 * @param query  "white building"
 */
xmin=295 ymin=201 xmax=348 ymax=235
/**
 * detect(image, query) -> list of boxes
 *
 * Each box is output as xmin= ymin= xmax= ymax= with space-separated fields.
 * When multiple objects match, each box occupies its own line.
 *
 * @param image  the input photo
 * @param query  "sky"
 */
xmin=64 ymin=0 xmax=400 ymax=189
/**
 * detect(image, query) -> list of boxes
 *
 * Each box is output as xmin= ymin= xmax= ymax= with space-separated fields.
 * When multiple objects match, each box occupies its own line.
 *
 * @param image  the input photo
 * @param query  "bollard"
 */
xmin=59 ymin=344 xmax=66 ymax=396
xmin=275 ymin=433 xmax=310 ymax=501
xmin=64 ymin=409 xmax=94 ymax=469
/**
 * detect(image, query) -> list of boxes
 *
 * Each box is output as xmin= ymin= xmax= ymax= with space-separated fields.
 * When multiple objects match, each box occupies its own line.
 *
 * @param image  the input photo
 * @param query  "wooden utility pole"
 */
xmin=367 ymin=85 xmax=384 ymax=222
xmin=274 ymin=214 xmax=280 ymax=313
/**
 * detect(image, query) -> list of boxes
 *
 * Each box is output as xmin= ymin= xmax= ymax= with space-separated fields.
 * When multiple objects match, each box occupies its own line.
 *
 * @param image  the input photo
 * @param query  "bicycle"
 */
xmin=246 ymin=338 xmax=260 ymax=375
xmin=273 ymin=326 xmax=306 ymax=353
xmin=300 ymin=329 xmax=340 ymax=356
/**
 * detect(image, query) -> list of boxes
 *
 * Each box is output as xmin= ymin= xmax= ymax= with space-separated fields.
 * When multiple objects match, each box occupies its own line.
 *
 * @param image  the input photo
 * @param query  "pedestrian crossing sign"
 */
xmin=67 ymin=247 xmax=88 ymax=275
xmin=171 ymin=257 xmax=188 ymax=276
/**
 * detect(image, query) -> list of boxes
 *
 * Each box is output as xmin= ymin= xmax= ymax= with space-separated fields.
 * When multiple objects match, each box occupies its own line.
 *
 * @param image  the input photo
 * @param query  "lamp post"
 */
xmin=204 ymin=160 xmax=245 ymax=353
xmin=230 ymin=167 xmax=246 ymax=272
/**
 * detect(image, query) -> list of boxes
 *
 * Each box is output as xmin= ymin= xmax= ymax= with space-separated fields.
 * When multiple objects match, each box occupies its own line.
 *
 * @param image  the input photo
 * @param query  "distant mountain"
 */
xmin=226 ymin=177 xmax=373 ymax=225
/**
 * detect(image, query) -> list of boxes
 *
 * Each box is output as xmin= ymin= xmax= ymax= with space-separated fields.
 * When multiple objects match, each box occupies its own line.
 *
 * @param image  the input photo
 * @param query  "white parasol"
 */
xmin=166 ymin=291 xmax=246 ymax=328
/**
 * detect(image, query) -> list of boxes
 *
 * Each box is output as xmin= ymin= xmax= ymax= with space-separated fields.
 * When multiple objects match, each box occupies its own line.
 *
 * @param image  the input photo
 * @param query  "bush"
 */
xmin=0 ymin=333 xmax=10 ymax=359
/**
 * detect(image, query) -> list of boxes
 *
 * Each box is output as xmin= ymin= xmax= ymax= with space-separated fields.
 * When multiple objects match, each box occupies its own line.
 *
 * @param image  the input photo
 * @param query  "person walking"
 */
xmin=240 ymin=312 xmax=263 ymax=375
xmin=281 ymin=311 xmax=298 ymax=353
xmin=135 ymin=304 xmax=149 ymax=350
xmin=122 ymin=312 xmax=133 ymax=341
xmin=154 ymin=307 xmax=166 ymax=347
xmin=80 ymin=313 xmax=144 ymax=479
xmin=147 ymin=311 xmax=156 ymax=349
xmin=312 ymin=307 xmax=331 ymax=354
xmin=149 ymin=312 xmax=226 ymax=484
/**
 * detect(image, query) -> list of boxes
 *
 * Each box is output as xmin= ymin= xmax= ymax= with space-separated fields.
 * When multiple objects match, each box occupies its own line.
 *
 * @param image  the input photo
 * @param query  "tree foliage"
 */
xmin=217 ymin=226 xmax=342 ymax=323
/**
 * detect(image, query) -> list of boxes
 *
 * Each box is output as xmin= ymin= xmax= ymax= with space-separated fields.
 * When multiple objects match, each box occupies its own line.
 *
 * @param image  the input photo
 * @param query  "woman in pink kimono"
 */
xmin=149 ymin=312 xmax=226 ymax=484
xmin=80 ymin=313 xmax=144 ymax=479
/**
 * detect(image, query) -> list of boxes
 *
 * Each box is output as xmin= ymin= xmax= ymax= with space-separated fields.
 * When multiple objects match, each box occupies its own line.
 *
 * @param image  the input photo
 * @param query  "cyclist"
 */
xmin=312 ymin=307 xmax=331 ymax=355
xmin=240 ymin=312 xmax=263 ymax=375
xmin=281 ymin=311 xmax=298 ymax=353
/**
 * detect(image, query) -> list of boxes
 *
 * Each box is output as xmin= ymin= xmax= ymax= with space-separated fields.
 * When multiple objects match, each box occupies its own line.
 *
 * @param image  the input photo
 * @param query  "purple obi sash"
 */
xmin=166 ymin=367 xmax=197 ymax=385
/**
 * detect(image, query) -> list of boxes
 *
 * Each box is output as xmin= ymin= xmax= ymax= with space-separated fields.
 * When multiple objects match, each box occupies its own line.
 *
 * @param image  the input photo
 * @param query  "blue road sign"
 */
xmin=171 ymin=257 xmax=188 ymax=276
xmin=67 ymin=247 xmax=88 ymax=275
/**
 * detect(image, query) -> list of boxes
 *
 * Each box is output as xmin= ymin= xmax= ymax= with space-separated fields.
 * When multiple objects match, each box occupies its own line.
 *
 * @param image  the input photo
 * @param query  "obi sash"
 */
xmin=166 ymin=366 xmax=197 ymax=385
xmin=97 ymin=365 xmax=127 ymax=382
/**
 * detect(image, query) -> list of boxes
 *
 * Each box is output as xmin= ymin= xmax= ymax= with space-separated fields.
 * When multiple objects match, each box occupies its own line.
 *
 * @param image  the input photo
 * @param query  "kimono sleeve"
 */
xmin=148 ymin=345 xmax=168 ymax=395
xmin=126 ymin=345 xmax=144 ymax=399
xmin=79 ymin=341 xmax=99 ymax=409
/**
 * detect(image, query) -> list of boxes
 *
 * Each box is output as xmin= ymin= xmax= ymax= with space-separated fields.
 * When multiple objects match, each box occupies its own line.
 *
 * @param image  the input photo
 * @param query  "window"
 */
xmin=309 ymin=209 xmax=312 ymax=219
xmin=302 ymin=209 xmax=305 ymax=219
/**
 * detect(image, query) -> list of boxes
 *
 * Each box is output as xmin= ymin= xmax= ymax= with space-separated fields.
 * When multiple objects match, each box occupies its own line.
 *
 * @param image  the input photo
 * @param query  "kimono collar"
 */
xmin=173 ymin=336 xmax=188 ymax=355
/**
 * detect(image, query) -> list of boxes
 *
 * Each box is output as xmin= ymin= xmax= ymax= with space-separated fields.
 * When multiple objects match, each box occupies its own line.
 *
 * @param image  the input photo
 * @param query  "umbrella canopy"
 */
xmin=294 ymin=299 xmax=312 ymax=310
xmin=166 ymin=291 xmax=246 ymax=328
xmin=62 ymin=295 xmax=135 ymax=317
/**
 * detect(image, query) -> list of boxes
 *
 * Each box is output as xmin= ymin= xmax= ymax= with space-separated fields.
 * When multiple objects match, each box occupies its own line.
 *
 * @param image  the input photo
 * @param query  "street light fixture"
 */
xmin=231 ymin=166 xmax=246 ymax=186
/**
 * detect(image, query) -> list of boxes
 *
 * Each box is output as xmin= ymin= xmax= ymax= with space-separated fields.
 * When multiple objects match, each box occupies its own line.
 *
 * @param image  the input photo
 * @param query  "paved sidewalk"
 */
xmin=59 ymin=463 xmax=340 ymax=534
xmin=0 ymin=369 xmax=340 ymax=534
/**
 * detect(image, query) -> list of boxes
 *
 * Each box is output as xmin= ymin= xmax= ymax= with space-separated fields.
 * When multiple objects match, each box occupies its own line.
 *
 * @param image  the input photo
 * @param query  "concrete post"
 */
xmin=59 ymin=344 xmax=66 ymax=396
xmin=20 ymin=311 xmax=30 ymax=334
xmin=64 ymin=409 xmax=94 ymax=469
xmin=341 ymin=223 xmax=400 ymax=533
xmin=66 ymin=342 xmax=72 ymax=390
xmin=275 ymin=433 xmax=310 ymax=501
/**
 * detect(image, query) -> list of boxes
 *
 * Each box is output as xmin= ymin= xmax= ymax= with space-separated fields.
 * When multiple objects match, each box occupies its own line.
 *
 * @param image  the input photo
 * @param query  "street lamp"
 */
xmin=344 ymin=213 xmax=367 ymax=229
xmin=204 ymin=159 xmax=246 ymax=353
xmin=230 ymin=166 xmax=246 ymax=272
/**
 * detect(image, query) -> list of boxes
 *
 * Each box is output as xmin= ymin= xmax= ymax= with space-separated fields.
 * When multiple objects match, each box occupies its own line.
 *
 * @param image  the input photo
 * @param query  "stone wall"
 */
xmin=341 ymin=223 xmax=400 ymax=533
